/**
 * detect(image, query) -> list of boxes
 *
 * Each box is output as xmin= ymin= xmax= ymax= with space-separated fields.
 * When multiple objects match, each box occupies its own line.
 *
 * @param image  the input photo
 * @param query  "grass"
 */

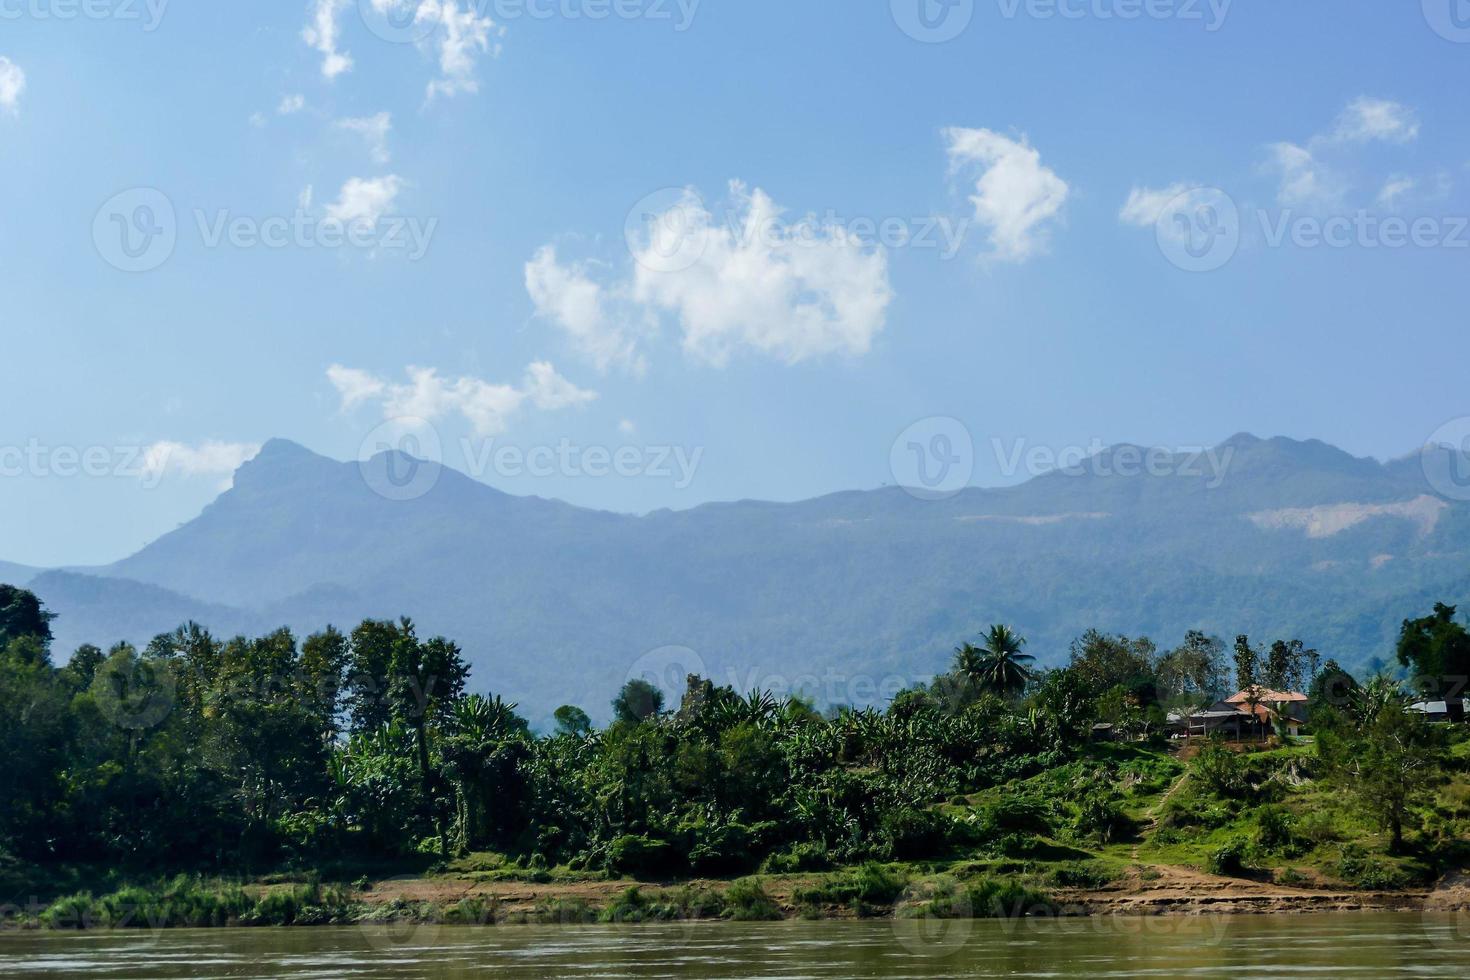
xmin=19 ymin=737 xmax=1468 ymax=930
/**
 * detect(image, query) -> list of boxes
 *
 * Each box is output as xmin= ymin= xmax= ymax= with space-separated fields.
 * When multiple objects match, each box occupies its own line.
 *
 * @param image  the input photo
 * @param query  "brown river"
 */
xmin=2 ymin=913 xmax=1466 ymax=977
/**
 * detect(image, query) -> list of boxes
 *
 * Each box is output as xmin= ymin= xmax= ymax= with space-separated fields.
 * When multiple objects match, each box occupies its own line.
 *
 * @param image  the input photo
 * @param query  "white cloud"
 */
xmin=1118 ymin=183 xmax=1199 ymax=228
xmin=330 ymin=363 xmax=596 ymax=436
xmin=140 ymin=440 xmax=261 ymax=481
xmin=303 ymin=0 xmax=353 ymax=80
xmin=1265 ymin=142 xmax=1342 ymax=207
xmin=1377 ymin=175 xmax=1416 ymax=210
xmin=327 ymin=364 xmax=387 ymax=411
xmin=0 ymin=57 xmax=25 ymax=114
xmin=298 ymin=184 xmax=315 ymax=210
xmin=277 ymin=94 xmax=306 ymax=115
xmin=525 ymin=246 xmax=647 ymax=376
xmin=523 ymin=360 xmax=598 ymax=411
xmin=249 ymin=112 xmax=267 ymax=129
xmin=336 ymin=112 xmax=393 ymax=164
xmin=1332 ymin=97 xmax=1420 ymax=145
xmin=418 ymin=0 xmax=500 ymax=101
xmin=943 ymin=127 xmax=1069 ymax=262
xmin=325 ymin=175 xmax=403 ymax=224
xmin=618 ymin=419 xmax=636 ymax=436
xmin=631 ymin=183 xmax=893 ymax=367
xmin=528 ymin=182 xmax=893 ymax=370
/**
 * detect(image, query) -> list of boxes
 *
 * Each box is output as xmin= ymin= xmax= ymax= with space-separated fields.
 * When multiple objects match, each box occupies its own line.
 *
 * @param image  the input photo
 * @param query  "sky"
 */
xmin=2 ymin=0 xmax=1469 ymax=567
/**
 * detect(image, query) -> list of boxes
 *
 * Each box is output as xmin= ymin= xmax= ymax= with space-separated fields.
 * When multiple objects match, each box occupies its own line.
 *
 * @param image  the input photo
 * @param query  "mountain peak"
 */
xmin=230 ymin=438 xmax=338 ymax=493
xmin=253 ymin=438 xmax=321 ymax=462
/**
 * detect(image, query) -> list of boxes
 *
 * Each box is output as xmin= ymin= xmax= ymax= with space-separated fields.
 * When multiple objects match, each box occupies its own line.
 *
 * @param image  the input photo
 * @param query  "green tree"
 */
xmin=1234 ymin=635 xmax=1265 ymax=741
xmin=1264 ymin=639 xmax=1314 ymax=692
xmin=1156 ymin=631 xmax=1226 ymax=701
xmin=554 ymin=704 xmax=592 ymax=736
xmin=970 ymin=625 xmax=1035 ymax=698
xmin=1396 ymin=603 xmax=1470 ymax=715
xmin=612 ymin=678 xmax=665 ymax=724
xmin=1317 ymin=679 xmax=1447 ymax=852
xmin=0 ymin=585 xmax=53 ymax=647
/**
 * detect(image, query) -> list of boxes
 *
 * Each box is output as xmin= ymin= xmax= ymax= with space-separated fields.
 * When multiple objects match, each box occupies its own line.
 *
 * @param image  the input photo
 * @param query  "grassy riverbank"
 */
xmin=10 ymin=737 xmax=1470 ymax=930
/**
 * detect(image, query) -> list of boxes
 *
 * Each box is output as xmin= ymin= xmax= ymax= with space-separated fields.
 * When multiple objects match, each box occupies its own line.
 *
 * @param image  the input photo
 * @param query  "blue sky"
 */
xmin=2 ymin=1 xmax=1468 ymax=567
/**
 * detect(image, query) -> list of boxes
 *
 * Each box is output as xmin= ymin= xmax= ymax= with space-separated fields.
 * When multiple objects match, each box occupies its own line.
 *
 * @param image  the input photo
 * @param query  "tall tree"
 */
xmin=1317 ymin=679 xmax=1447 ymax=852
xmin=612 ymin=679 xmax=665 ymax=724
xmin=1396 ymin=603 xmax=1470 ymax=718
xmin=1234 ymin=635 xmax=1265 ymax=741
xmin=973 ymin=625 xmax=1036 ymax=698
xmin=0 ymin=585 xmax=53 ymax=648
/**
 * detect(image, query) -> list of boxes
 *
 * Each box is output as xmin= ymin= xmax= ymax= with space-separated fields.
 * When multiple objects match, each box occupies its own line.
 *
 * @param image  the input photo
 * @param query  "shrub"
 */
xmin=759 ymin=841 xmax=832 ymax=875
xmin=1073 ymin=794 xmax=1132 ymax=844
xmin=663 ymin=884 xmax=726 ymax=920
xmin=1278 ymin=868 xmax=1309 ymax=887
xmin=601 ymin=886 xmax=655 ymax=923
xmin=1336 ymin=847 xmax=1409 ymax=890
xmin=245 ymin=883 xmax=351 ymax=926
xmin=1253 ymin=805 xmax=1300 ymax=854
xmin=532 ymin=898 xmax=597 ymax=924
xmin=605 ymin=834 xmax=676 ymax=879
xmin=1047 ymin=861 xmax=1119 ymax=889
xmin=987 ymin=797 xmax=1053 ymax=835
xmin=1192 ymin=742 xmax=1249 ymax=797
xmin=879 ymin=807 xmax=950 ymax=860
xmin=792 ymin=862 xmax=907 ymax=907
xmin=1296 ymin=808 xmax=1344 ymax=844
xmin=1206 ymin=838 xmax=1254 ymax=877
xmin=724 ymin=877 xmax=782 ymax=920
xmin=445 ymin=897 xmax=496 ymax=925
xmin=965 ymin=878 xmax=1056 ymax=919
xmin=898 ymin=876 xmax=1054 ymax=920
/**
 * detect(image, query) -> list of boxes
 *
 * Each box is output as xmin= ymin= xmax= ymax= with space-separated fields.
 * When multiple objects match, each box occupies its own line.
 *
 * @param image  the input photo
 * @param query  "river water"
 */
xmin=2 ymin=914 xmax=1465 ymax=978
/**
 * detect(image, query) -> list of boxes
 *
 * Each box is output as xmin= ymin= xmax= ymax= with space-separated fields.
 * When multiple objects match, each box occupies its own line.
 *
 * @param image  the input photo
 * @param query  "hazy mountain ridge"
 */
xmin=13 ymin=434 xmax=1470 ymax=724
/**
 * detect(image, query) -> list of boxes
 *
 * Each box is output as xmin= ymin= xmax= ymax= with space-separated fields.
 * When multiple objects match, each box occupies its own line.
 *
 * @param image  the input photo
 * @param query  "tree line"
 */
xmin=2 ymin=583 xmax=1466 ymax=888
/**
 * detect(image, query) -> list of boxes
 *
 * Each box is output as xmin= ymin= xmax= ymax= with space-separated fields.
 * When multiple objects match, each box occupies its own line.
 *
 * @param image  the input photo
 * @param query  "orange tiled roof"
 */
xmin=1226 ymin=688 xmax=1309 ymax=704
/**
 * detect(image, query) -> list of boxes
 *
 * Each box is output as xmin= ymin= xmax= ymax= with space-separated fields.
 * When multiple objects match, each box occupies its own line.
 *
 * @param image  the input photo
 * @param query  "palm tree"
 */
xmin=967 ymin=625 xmax=1035 ymax=699
xmin=952 ymin=642 xmax=985 ymax=687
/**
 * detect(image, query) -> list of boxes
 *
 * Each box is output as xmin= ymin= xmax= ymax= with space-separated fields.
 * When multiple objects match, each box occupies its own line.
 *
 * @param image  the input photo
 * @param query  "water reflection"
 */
xmin=0 ymin=914 xmax=1464 ymax=978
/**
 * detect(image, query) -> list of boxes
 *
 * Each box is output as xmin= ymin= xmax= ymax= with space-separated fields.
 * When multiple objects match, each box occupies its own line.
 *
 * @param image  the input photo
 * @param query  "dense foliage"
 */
xmin=2 ymin=584 xmax=1466 ymax=901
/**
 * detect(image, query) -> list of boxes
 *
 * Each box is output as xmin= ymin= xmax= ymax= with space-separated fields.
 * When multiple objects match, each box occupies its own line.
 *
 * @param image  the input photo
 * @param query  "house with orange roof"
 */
xmin=1167 ymin=688 xmax=1311 ymax=740
xmin=1225 ymin=688 xmax=1310 ymax=737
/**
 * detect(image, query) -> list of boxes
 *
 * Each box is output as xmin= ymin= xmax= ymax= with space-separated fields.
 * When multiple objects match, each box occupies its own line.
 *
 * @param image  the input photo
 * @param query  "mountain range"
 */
xmin=11 ymin=434 xmax=1470 ymax=725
